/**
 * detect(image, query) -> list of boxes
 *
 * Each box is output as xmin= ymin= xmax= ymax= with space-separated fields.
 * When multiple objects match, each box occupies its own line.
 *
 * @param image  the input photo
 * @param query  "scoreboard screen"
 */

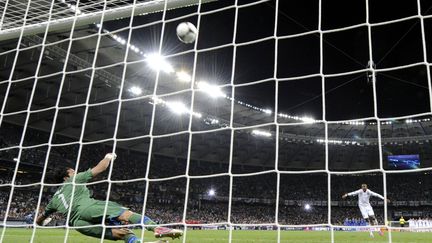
xmin=388 ymin=154 xmax=420 ymax=169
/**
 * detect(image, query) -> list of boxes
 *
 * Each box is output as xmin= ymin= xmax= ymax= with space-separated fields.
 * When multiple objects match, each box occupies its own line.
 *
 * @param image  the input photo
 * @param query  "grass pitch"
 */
xmin=1 ymin=228 xmax=431 ymax=242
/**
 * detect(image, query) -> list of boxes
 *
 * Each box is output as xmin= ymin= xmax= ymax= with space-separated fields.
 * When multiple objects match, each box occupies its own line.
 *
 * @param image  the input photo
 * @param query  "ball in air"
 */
xmin=176 ymin=22 xmax=197 ymax=44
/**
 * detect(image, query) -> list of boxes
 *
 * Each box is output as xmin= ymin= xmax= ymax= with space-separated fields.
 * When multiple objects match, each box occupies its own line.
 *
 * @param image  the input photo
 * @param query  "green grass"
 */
xmin=1 ymin=228 xmax=432 ymax=242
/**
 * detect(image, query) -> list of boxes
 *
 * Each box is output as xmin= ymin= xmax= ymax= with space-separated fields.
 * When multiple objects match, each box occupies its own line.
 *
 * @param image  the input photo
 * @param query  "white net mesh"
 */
xmin=1 ymin=0 xmax=432 ymax=242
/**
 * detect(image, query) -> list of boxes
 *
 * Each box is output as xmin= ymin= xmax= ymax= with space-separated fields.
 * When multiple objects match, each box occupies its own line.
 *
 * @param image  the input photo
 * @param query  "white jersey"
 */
xmin=347 ymin=189 xmax=385 ymax=207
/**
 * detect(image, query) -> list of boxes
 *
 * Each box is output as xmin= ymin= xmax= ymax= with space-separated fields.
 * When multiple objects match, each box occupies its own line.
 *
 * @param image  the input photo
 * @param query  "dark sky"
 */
xmin=104 ymin=0 xmax=432 ymax=121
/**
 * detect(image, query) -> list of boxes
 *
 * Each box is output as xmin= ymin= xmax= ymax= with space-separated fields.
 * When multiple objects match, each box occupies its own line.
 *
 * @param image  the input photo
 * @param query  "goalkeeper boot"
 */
xmin=154 ymin=227 xmax=183 ymax=239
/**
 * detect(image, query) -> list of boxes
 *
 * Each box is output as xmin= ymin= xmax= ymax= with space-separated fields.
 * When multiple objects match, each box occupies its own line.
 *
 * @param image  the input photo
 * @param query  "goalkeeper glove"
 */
xmin=42 ymin=217 xmax=52 ymax=226
xmin=105 ymin=153 xmax=117 ymax=160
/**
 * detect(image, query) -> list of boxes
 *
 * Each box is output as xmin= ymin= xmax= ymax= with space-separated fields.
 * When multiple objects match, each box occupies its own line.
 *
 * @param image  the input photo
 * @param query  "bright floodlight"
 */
xmin=263 ymin=109 xmax=272 ymax=114
xmin=304 ymin=204 xmax=311 ymax=210
xmin=151 ymin=95 xmax=164 ymax=105
xmin=208 ymin=189 xmax=216 ymax=196
xmin=301 ymin=117 xmax=316 ymax=123
xmin=128 ymin=86 xmax=142 ymax=96
xmin=192 ymin=112 xmax=202 ymax=118
xmin=130 ymin=45 xmax=140 ymax=53
xmin=167 ymin=101 xmax=188 ymax=115
xmin=196 ymin=81 xmax=225 ymax=98
xmin=252 ymin=130 xmax=272 ymax=137
xmin=69 ymin=4 xmax=82 ymax=15
xmin=176 ymin=71 xmax=192 ymax=83
xmin=145 ymin=53 xmax=174 ymax=73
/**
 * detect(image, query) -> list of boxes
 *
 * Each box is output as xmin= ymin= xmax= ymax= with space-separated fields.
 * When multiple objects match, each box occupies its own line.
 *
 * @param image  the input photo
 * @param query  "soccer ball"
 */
xmin=176 ymin=22 xmax=197 ymax=44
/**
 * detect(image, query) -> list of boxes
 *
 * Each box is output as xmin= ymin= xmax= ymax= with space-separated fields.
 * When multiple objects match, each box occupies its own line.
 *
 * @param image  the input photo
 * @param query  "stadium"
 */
xmin=1 ymin=0 xmax=432 ymax=242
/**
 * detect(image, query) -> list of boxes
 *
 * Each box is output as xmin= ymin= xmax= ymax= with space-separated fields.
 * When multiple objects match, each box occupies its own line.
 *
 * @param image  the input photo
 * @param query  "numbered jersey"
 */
xmin=44 ymin=169 xmax=95 ymax=222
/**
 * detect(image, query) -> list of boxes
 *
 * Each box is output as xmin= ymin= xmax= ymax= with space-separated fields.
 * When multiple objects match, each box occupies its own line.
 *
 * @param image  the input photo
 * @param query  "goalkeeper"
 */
xmin=36 ymin=153 xmax=182 ymax=243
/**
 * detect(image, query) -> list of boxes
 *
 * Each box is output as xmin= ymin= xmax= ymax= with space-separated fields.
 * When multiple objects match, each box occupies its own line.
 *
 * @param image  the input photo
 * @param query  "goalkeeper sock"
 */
xmin=124 ymin=233 xmax=141 ymax=243
xmin=129 ymin=213 xmax=157 ymax=231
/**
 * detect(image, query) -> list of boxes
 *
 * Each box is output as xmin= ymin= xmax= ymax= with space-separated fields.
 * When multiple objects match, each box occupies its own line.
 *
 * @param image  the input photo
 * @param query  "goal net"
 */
xmin=1 ymin=0 xmax=432 ymax=242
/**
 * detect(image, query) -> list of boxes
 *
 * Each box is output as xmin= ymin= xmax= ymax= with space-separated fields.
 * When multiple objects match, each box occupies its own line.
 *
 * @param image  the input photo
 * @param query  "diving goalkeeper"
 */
xmin=36 ymin=153 xmax=182 ymax=243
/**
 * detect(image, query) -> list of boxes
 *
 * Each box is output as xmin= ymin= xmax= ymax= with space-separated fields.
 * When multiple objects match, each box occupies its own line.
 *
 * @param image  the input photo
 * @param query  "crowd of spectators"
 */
xmin=1 ymin=123 xmax=431 ymax=226
xmin=0 ymin=183 xmax=387 ymax=226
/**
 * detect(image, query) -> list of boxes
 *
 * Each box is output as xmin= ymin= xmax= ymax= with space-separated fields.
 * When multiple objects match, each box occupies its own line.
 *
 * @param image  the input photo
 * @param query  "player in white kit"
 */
xmin=342 ymin=184 xmax=390 ymax=237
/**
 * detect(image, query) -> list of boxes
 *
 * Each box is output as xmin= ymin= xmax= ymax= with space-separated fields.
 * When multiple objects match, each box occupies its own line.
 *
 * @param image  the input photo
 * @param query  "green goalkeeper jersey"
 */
xmin=44 ymin=169 xmax=97 ymax=223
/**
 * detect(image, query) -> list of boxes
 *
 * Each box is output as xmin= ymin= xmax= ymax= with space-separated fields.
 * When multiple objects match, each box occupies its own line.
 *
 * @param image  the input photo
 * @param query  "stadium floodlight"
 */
xmin=151 ymin=96 xmax=164 ymax=105
xmin=150 ymin=97 xmax=202 ymax=118
xmin=176 ymin=71 xmax=192 ymax=83
xmin=129 ymin=45 xmax=140 ymax=53
xmin=263 ymin=109 xmax=272 ymax=114
xmin=166 ymin=101 xmax=189 ymax=115
xmin=196 ymin=81 xmax=226 ymax=98
xmin=301 ymin=117 xmax=315 ymax=123
xmin=316 ymin=139 xmax=344 ymax=144
xmin=112 ymin=34 xmax=126 ymax=45
xmin=251 ymin=130 xmax=272 ymax=137
xmin=205 ymin=117 xmax=219 ymax=125
xmin=208 ymin=189 xmax=216 ymax=197
xmin=304 ymin=204 xmax=311 ymax=211
xmin=110 ymin=34 xmax=127 ymax=46
xmin=165 ymin=101 xmax=202 ymax=118
xmin=278 ymin=113 xmax=317 ymax=123
xmin=145 ymin=53 xmax=174 ymax=74
xmin=192 ymin=112 xmax=203 ymax=118
xmin=69 ymin=5 xmax=82 ymax=15
xmin=128 ymin=86 xmax=142 ymax=96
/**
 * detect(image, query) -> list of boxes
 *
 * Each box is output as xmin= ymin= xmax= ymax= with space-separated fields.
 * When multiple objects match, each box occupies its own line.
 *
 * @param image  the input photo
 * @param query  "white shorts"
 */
xmin=359 ymin=205 xmax=375 ymax=219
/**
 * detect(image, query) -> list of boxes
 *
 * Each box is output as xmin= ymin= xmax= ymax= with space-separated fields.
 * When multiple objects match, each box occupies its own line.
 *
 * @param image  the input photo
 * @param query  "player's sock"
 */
xmin=124 ymin=233 xmax=141 ymax=243
xmin=129 ymin=214 xmax=157 ymax=231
